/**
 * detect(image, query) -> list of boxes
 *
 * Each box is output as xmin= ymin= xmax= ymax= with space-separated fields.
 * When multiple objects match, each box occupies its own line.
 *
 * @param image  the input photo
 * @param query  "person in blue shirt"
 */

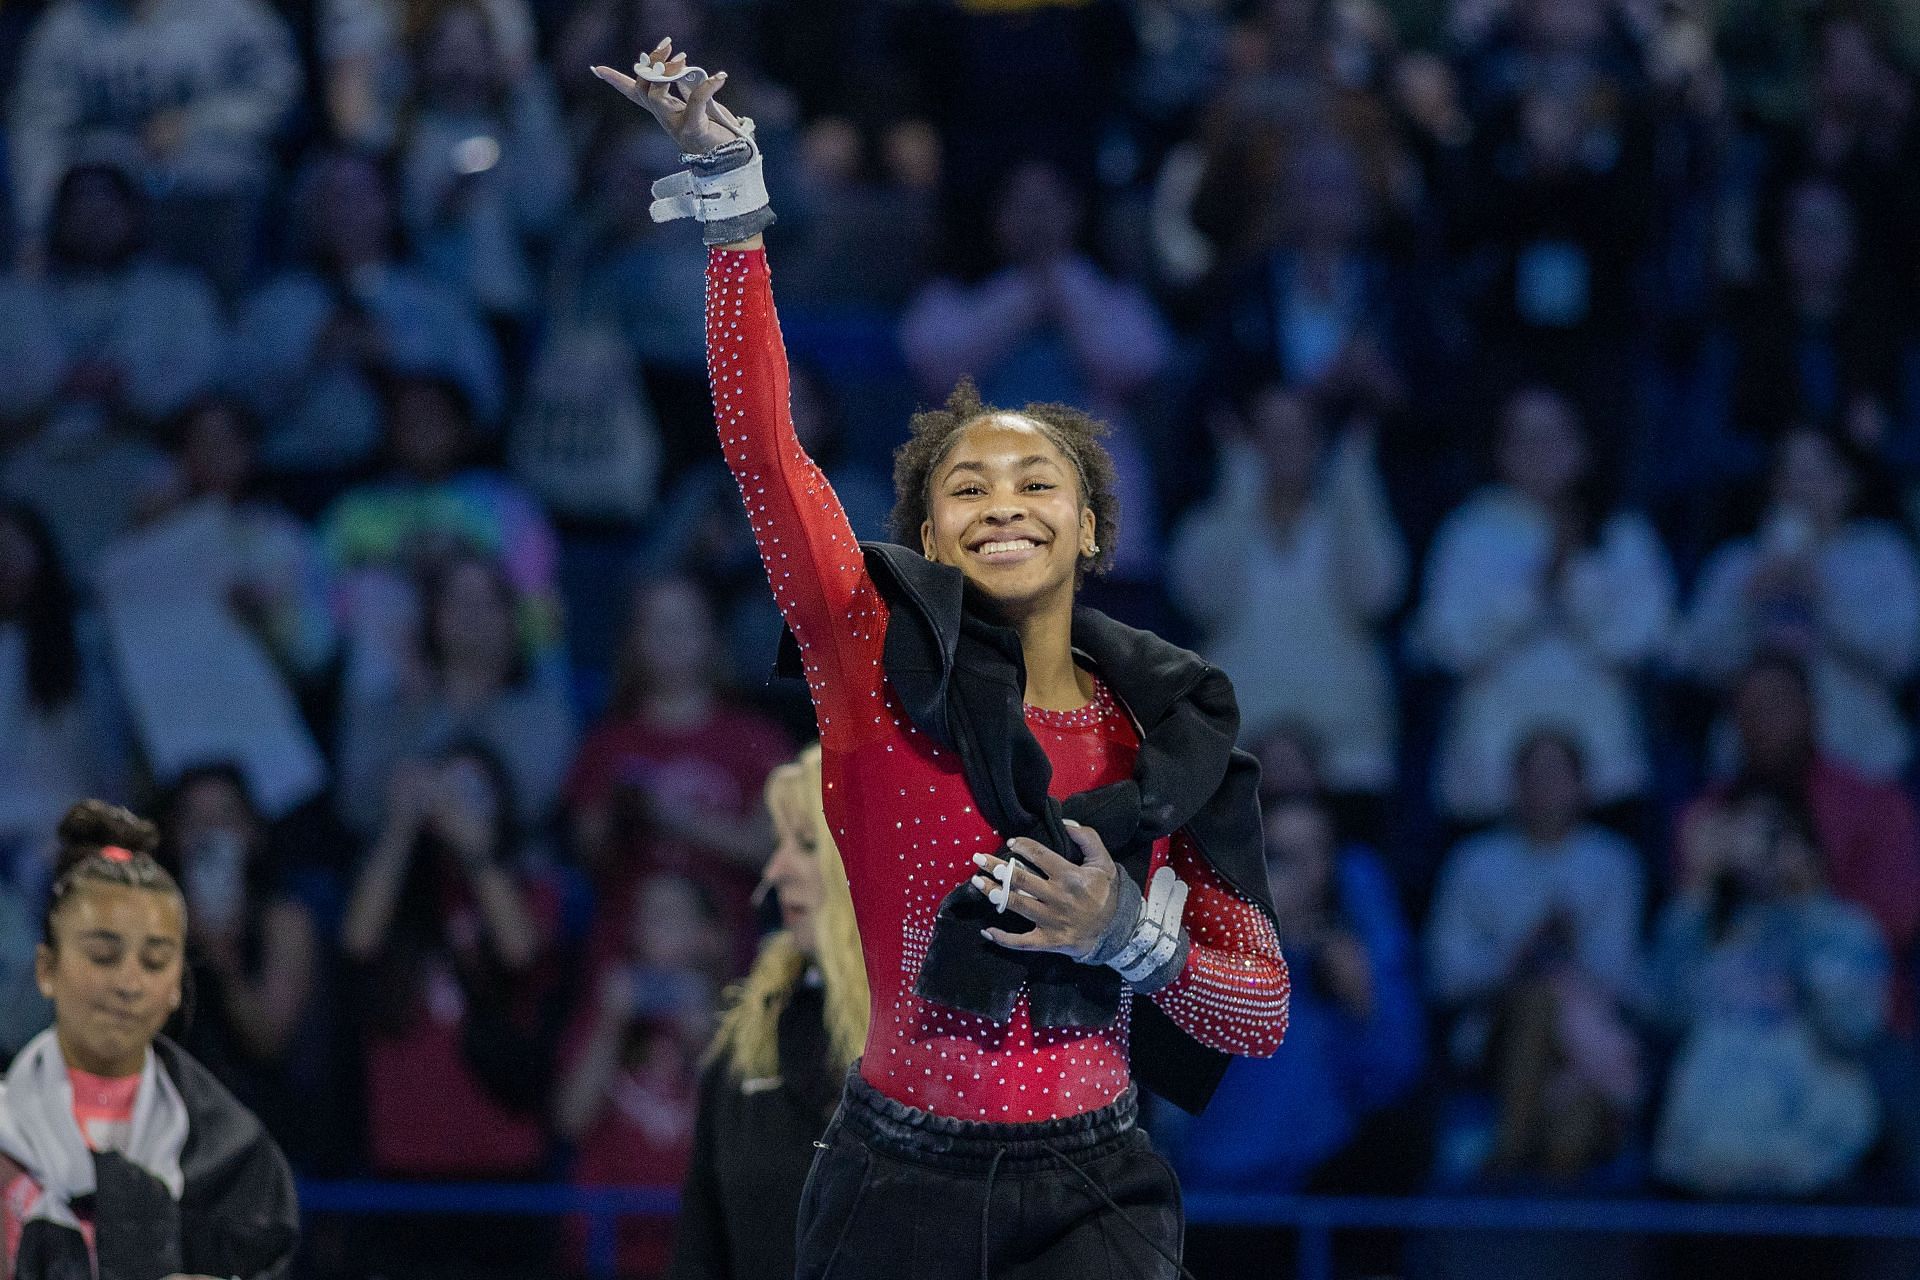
xmin=1173 ymin=795 xmax=1424 ymax=1192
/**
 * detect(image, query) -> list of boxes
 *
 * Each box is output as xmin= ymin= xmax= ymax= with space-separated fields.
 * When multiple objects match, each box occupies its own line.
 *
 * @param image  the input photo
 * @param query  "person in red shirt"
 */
xmin=1675 ymin=652 xmax=1920 ymax=1005
xmin=567 ymin=574 xmax=794 ymax=966
xmin=341 ymin=742 xmax=572 ymax=1278
xmin=596 ymin=44 xmax=1288 ymax=1279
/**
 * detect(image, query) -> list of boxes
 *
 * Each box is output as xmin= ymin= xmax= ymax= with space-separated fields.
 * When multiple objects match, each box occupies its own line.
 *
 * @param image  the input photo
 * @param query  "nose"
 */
xmin=765 ymin=839 xmax=801 ymax=885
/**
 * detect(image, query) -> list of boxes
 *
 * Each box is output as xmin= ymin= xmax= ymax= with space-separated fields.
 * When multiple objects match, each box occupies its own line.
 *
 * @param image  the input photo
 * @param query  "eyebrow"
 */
xmin=75 ymin=931 xmax=178 ymax=948
xmin=945 ymin=456 xmax=1063 ymax=477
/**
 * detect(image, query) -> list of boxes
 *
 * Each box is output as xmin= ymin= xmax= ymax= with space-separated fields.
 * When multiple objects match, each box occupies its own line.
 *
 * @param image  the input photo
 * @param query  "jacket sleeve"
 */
xmin=664 ymin=1062 xmax=735 ymax=1280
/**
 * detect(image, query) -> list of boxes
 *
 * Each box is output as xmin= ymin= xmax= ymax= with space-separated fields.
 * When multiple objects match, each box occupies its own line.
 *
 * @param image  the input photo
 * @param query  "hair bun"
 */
xmin=56 ymin=800 xmax=159 ymax=860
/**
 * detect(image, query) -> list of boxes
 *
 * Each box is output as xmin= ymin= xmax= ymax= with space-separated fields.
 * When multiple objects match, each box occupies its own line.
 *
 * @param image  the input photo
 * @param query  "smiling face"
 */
xmin=38 ymin=884 xmax=184 ymax=1077
xmin=919 ymin=415 xmax=1098 ymax=619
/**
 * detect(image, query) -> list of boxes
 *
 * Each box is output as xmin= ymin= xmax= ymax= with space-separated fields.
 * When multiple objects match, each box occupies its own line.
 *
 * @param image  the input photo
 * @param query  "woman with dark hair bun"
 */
xmin=0 ymin=800 xmax=299 ymax=1280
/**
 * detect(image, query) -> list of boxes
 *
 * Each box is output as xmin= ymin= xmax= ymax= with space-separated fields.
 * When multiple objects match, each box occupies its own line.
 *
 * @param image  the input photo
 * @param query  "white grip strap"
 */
xmin=1109 ymin=866 xmax=1189 ymax=985
xmin=648 ymin=145 xmax=769 ymax=225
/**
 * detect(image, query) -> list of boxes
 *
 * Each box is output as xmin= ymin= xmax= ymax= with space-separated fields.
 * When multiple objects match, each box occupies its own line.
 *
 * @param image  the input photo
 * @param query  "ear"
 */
xmin=920 ymin=517 xmax=936 ymax=560
xmin=34 ymin=945 xmax=53 ymax=1001
xmin=1079 ymin=505 xmax=1098 ymax=558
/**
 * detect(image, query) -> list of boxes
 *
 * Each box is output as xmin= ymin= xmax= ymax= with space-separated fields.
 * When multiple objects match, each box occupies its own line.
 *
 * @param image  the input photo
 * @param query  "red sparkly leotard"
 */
xmin=708 ymin=248 xmax=1289 ymax=1122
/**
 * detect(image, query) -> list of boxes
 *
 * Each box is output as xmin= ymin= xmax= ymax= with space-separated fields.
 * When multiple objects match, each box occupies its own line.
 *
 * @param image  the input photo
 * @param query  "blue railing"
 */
xmin=298 ymin=1181 xmax=1920 ymax=1280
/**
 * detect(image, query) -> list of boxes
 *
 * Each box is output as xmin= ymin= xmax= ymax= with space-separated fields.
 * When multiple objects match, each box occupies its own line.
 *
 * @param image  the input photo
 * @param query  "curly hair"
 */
xmin=888 ymin=379 xmax=1120 ymax=578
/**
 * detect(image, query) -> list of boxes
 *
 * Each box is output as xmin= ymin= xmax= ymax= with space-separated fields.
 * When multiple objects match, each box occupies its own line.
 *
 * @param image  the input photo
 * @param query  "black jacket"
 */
xmin=780 ymin=543 xmax=1280 ymax=1114
xmin=12 ymin=1038 xmax=300 ymax=1280
xmin=667 ymin=984 xmax=838 ymax=1280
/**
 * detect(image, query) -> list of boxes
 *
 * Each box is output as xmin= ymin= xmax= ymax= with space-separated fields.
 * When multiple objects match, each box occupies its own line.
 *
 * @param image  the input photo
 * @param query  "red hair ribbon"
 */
xmin=97 ymin=845 xmax=135 ymax=863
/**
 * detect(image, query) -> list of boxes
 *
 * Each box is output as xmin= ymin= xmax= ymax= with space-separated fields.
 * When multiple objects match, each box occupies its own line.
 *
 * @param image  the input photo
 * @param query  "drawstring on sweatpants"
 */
xmin=1041 ymin=1140 xmax=1199 ymax=1280
xmin=979 ymin=1144 xmax=1008 ymax=1280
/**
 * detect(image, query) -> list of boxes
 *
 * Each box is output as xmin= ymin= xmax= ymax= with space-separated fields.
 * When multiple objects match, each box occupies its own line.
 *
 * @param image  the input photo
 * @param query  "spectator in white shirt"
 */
xmin=1427 ymin=731 xmax=1646 ymax=1182
xmin=1412 ymin=385 xmax=1676 ymax=824
xmin=7 ymin=0 xmax=300 ymax=284
xmin=1678 ymin=423 xmax=1920 ymax=782
xmin=1170 ymin=385 xmax=1407 ymax=804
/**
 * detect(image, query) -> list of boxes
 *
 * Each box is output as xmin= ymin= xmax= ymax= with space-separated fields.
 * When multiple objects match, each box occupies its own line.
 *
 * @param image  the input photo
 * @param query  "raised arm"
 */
xmin=595 ymin=44 xmax=887 ymax=740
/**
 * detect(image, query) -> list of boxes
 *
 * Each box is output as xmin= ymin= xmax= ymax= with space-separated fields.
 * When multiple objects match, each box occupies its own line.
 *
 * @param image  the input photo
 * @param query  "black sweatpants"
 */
xmin=795 ymin=1067 xmax=1185 ymax=1280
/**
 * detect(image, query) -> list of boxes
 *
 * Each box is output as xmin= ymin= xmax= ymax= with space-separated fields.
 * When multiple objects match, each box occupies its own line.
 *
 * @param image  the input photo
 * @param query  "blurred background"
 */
xmin=2 ymin=0 xmax=1920 ymax=1275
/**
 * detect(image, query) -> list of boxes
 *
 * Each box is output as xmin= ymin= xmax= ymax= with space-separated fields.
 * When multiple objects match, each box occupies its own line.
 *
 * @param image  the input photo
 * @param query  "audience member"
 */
xmin=1177 ymin=795 xmax=1423 ymax=1193
xmin=342 ymin=739 xmax=573 ymax=1275
xmin=6 ymin=0 xmax=301 ymax=280
xmin=232 ymin=148 xmax=504 ymax=479
xmin=567 ymin=576 xmax=791 ymax=960
xmin=1201 ymin=129 xmax=1416 ymax=418
xmin=1170 ymin=386 xmax=1406 ymax=810
xmin=1650 ymin=788 xmax=1887 ymax=1198
xmin=320 ymin=0 xmax=537 ymax=152
xmin=320 ymin=370 xmax=562 ymax=686
xmin=1679 ymin=424 xmax=1920 ymax=782
xmin=0 ymin=504 xmax=120 ymax=879
xmin=1413 ymin=385 xmax=1675 ymax=824
xmin=1427 ymin=732 xmax=1645 ymax=1186
xmin=337 ymin=550 xmax=576 ymax=839
xmin=545 ymin=123 xmax=712 ymax=473
xmin=1727 ymin=179 xmax=1900 ymax=448
xmin=398 ymin=0 xmax=573 ymax=336
xmin=900 ymin=159 xmax=1173 ymax=580
xmin=157 ymin=764 xmax=326 ymax=1167
xmin=1673 ymin=652 xmax=1920 ymax=1021
xmin=555 ymin=871 xmax=726 ymax=1278
xmin=0 ymin=162 xmax=220 ymax=568
xmin=144 ymin=397 xmax=337 ymax=685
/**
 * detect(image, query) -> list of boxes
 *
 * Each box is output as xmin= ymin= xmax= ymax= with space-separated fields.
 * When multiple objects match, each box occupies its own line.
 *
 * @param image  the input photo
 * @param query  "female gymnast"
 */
xmin=0 ymin=801 xmax=298 ymax=1280
xmin=597 ymin=42 xmax=1290 ymax=1279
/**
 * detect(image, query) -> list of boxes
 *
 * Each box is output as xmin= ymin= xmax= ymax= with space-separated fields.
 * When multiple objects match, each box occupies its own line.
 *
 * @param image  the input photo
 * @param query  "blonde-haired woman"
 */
xmin=667 ymin=745 xmax=868 ymax=1280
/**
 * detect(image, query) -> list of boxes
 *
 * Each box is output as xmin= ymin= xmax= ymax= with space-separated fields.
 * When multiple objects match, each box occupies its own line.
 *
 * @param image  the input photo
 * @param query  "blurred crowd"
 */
xmin=4 ymin=0 xmax=1920 ymax=1274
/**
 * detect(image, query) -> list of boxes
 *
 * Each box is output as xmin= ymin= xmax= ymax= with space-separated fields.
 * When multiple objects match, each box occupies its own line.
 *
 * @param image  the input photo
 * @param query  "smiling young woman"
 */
xmin=597 ymin=40 xmax=1290 ymax=1280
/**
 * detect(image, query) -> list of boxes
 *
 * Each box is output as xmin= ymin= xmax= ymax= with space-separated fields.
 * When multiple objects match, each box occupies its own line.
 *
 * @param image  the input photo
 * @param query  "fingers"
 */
xmin=969 ymin=871 xmax=1045 ymax=914
xmin=683 ymin=69 xmax=728 ymax=119
xmin=981 ymin=924 xmax=1067 ymax=951
xmin=1060 ymin=820 xmax=1113 ymax=866
xmin=591 ymin=65 xmax=641 ymax=99
xmin=1006 ymin=836 xmax=1075 ymax=878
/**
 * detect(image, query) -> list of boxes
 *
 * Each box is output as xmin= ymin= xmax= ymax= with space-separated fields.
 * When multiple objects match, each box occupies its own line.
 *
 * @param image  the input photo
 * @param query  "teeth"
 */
xmin=977 ymin=540 xmax=1037 ymax=555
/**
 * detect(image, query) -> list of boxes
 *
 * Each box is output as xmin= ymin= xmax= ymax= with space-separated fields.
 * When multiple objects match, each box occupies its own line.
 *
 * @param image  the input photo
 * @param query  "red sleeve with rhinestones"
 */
xmin=705 ymin=248 xmax=889 ymax=743
xmin=1148 ymin=836 xmax=1291 ymax=1057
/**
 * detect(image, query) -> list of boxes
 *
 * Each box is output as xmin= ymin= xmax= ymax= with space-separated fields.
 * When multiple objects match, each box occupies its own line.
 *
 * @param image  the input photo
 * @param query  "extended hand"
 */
xmin=592 ymin=37 xmax=741 ymax=156
xmin=972 ymin=823 xmax=1122 ymax=961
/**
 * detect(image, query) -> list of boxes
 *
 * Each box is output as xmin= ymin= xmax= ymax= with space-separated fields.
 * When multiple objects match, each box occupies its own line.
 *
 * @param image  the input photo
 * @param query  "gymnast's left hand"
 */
xmin=972 ymin=823 xmax=1121 ymax=962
